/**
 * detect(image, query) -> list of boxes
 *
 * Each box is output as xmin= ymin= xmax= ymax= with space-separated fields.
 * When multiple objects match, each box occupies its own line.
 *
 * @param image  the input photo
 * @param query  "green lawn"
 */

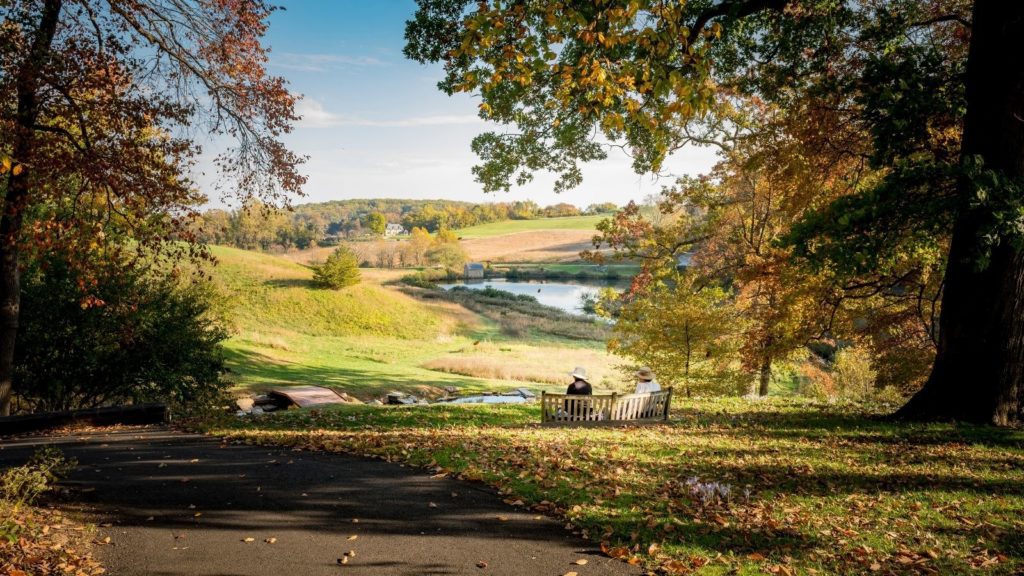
xmin=455 ymin=215 xmax=608 ymax=239
xmin=194 ymin=397 xmax=1024 ymax=576
xmin=206 ymin=246 xmax=621 ymax=398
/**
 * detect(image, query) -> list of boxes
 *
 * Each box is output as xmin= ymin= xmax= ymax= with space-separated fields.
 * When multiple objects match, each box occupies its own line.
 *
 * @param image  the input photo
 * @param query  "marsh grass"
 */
xmin=405 ymin=283 xmax=611 ymax=341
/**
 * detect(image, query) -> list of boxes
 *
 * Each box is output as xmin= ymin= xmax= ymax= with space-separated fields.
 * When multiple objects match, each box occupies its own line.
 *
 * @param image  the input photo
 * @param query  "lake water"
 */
xmin=439 ymin=278 xmax=623 ymax=315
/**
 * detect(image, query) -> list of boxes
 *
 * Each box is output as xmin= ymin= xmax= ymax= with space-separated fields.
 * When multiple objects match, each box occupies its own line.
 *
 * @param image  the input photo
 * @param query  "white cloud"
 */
xmin=295 ymin=98 xmax=482 ymax=129
xmin=271 ymin=52 xmax=385 ymax=72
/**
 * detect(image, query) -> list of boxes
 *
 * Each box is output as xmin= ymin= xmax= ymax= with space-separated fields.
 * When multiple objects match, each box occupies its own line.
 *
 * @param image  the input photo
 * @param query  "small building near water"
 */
xmin=464 ymin=262 xmax=485 ymax=279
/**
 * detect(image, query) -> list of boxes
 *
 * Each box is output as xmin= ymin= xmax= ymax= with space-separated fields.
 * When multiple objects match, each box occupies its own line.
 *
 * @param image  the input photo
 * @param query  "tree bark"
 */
xmin=0 ymin=0 xmax=62 ymax=416
xmin=895 ymin=0 xmax=1024 ymax=425
xmin=757 ymin=356 xmax=771 ymax=396
xmin=684 ymin=321 xmax=692 ymax=397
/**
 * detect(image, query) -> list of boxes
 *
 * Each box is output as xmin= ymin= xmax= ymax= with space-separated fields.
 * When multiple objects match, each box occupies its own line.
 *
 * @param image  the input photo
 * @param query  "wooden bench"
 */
xmin=540 ymin=388 xmax=673 ymax=423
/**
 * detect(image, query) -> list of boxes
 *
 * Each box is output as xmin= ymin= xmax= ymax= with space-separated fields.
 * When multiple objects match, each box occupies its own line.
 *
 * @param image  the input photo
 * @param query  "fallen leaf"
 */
xmin=564 ymin=572 xmax=578 ymax=576
xmin=337 ymin=557 xmax=348 ymax=565
xmin=265 ymin=537 xmax=277 ymax=544
xmin=429 ymin=502 xmax=438 ymax=508
xmin=347 ymin=535 xmax=358 ymax=541
xmin=242 ymin=537 xmax=255 ymax=543
xmin=345 ymin=550 xmax=356 ymax=557
xmin=573 ymin=559 xmax=588 ymax=565
xmin=476 ymin=560 xmax=488 ymax=568
xmin=496 ymin=515 xmax=509 ymax=522
xmin=747 ymin=552 xmax=766 ymax=561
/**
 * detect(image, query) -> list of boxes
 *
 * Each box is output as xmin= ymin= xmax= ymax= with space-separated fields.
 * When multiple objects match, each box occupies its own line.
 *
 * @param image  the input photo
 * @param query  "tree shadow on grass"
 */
xmin=668 ymin=405 xmax=1024 ymax=450
xmin=262 ymin=278 xmax=315 ymax=289
xmin=223 ymin=346 xmax=489 ymax=399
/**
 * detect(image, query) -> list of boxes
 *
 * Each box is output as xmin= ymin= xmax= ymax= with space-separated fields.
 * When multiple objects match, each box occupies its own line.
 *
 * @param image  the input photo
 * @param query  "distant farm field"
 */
xmin=454 ymin=214 xmax=608 ymax=239
xmin=462 ymin=229 xmax=598 ymax=262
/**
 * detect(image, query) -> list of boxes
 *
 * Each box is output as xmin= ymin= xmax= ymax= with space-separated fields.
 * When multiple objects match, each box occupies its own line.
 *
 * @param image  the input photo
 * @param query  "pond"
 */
xmin=438 ymin=278 xmax=625 ymax=315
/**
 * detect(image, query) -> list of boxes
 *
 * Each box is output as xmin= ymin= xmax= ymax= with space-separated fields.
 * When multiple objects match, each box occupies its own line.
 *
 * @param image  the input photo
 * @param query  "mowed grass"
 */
xmin=195 ymin=397 xmax=1024 ymax=576
xmin=456 ymin=214 xmax=608 ymax=239
xmin=206 ymin=246 xmax=621 ymax=398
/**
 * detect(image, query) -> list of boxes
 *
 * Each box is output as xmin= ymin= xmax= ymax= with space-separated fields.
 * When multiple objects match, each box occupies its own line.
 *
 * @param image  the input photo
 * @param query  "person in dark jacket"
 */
xmin=566 ymin=366 xmax=593 ymax=395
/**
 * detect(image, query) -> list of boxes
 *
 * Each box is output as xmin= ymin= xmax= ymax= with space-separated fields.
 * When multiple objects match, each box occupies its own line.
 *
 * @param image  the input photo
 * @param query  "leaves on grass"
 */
xmin=197 ymin=398 xmax=1024 ymax=575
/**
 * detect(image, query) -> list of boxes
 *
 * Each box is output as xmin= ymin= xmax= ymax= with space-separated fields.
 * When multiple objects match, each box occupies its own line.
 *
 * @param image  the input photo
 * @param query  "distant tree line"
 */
xmin=191 ymin=199 xmax=617 ymax=251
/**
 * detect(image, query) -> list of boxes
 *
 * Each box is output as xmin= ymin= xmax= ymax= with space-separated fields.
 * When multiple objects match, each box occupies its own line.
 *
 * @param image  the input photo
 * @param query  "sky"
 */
xmin=210 ymin=1 xmax=719 ymax=209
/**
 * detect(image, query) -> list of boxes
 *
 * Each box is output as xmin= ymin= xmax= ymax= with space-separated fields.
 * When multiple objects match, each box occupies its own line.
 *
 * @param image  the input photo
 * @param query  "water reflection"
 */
xmin=438 ymin=278 xmax=623 ymax=315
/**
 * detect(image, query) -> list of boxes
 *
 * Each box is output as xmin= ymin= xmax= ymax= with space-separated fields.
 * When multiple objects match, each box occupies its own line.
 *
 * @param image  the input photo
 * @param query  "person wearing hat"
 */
xmin=566 ymin=366 xmax=593 ymax=395
xmin=634 ymin=367 xmax=661 ymax=394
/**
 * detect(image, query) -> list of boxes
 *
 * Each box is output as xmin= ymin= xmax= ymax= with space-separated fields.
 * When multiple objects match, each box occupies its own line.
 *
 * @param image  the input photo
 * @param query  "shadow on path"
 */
xmin=0 ymin=427 xmax=641 ymax=576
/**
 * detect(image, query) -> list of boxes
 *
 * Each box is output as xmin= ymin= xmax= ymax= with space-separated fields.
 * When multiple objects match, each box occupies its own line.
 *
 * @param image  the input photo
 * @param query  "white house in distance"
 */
xmin=384 ymin=223 xmax=406 ymax=237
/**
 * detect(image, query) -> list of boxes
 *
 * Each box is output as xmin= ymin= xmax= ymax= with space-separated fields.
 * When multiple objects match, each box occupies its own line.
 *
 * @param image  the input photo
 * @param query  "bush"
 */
xmin=833 ymin=346 xmax=878 ymax=400
xmin=312 ymin=246 xmax=361 ymax=289
xmin=15 ymin=256 xmax=229 ymax=412
xmin=1 ymin=447 xmax=76 ymax=507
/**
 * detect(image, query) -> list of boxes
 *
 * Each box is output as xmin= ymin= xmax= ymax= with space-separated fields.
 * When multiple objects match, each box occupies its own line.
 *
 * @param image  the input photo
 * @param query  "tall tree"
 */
xmin=406 ymin=0 xmax=1021 ymax=424
xmin=0 ymin=0 xmax=304 ymax=414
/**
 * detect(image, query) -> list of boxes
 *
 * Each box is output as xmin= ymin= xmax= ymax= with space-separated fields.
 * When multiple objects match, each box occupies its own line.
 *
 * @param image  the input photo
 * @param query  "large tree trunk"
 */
xmin=0 ymin=0 xmax=62 ymax=416
xmin=896 ymin=1 xmax=1024 ymax=425
xmin=757 ymin=356 xmax=771 ymax=396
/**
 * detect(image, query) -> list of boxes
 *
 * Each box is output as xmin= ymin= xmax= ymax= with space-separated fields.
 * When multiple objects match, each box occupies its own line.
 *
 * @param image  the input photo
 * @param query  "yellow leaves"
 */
xmin=478 ymin=102 xmax=492 ymax=116
xmin=0 ymin=157 xmax=24 ymax=176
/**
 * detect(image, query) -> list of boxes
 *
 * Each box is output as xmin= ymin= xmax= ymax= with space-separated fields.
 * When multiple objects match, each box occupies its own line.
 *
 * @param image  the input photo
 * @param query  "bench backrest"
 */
xmin=540 ymin=388 xmax=673 ymax=423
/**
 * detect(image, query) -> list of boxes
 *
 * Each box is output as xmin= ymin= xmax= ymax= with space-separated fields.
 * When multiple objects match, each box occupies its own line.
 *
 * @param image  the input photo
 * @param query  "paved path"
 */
xmin=0 ymin=427 xmax=642 ymax=576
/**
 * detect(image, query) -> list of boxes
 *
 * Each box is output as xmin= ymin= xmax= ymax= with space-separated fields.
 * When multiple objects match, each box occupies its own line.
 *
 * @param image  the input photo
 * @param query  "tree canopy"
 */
xmin=0 ymin=0 xmax=304 ymax=414
xmin=406 ymin=0 xmax=1024 ymax=424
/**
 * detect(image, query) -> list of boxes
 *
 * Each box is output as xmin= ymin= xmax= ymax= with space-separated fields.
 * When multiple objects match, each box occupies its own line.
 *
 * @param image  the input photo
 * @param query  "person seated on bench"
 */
xmin=566 ymin=366 xmax=593 ymax=396
xmin=557 ymin=366 xmax=593 ymax=418
xmin=634 ymin=366 xmax=661 ymax=394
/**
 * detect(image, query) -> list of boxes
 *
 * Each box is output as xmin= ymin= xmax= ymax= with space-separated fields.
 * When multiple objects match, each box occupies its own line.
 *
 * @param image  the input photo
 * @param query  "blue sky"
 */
xmin=223 ymin=0 xmax=718 ymax=208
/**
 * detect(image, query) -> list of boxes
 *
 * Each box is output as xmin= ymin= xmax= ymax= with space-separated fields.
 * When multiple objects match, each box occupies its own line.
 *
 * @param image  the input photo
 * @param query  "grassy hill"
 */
xmin=455 ymin=214 xmax=608 ymax=239
xmin=206 ymin=246 xmax=621 ymax=400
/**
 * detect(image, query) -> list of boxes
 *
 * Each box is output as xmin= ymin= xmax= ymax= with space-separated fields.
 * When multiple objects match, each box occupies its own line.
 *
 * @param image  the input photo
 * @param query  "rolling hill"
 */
xmin=206 ymin=246 xmax=620 ymax=400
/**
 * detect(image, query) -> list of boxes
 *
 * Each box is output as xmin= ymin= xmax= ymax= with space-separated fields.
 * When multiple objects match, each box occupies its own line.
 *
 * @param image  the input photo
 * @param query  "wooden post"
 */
xmin=541 ymin=391 xmax=548 ymax=422
xmin=663 ymin=387 xmax=673 ymax=420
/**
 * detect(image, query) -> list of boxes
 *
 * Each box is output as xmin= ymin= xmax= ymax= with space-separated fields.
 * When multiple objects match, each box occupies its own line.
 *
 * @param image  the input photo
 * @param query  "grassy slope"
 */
xmin=207 ymin=246 xmax=619 ymax=398
xmin=455 ymin=215 xmax=607 ymax=239
xmin=199 ymin=398 xmax=1024 ymax=576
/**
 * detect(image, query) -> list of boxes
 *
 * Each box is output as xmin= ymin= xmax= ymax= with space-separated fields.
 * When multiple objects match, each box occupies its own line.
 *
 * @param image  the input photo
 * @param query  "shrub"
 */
xmin=1 ymin=447 xmax=76 ymax=507
xmin=15 ymin=256 xmax=229 ymax=412
xmin=833 ymin=345 xmax=878 ymax=400
xmin=313 ymin=246 xmax=361 ymax=289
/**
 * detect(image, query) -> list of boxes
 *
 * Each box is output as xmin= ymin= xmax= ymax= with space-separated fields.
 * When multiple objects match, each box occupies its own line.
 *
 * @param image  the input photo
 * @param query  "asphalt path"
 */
xmin=0 ymin=426 xmax=643 ymax=576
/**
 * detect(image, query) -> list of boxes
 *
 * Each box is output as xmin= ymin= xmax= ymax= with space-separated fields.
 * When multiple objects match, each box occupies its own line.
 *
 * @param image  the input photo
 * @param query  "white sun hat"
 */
xmin=569 ymin=366 xmax=588 ymax=380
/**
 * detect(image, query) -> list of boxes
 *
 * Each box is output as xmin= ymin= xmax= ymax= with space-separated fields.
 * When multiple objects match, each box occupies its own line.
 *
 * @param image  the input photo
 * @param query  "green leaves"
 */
xmin=405 ymin=0 xmax=728 ymax=192
xmin=312 ymin=246 xmax=362 ymax=290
